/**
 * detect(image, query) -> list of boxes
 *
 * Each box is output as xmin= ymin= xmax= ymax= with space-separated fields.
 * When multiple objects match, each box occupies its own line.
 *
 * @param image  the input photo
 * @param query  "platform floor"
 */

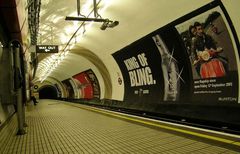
xmin=0 ymin=100 xmax=239 ymax=154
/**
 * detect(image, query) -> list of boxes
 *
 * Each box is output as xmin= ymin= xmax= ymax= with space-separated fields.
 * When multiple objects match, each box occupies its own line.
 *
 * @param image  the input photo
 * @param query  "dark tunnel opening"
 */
xmin=39 ymin=85 xmax=58 ymax=99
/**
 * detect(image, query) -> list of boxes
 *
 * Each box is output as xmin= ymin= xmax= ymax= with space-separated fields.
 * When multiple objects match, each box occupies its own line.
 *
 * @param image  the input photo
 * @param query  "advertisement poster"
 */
xmin=54 ymin=83 xmax=62 ymax=98
xmin=71 ymin=78 xmax=83 ymax=99
xmin=85 ymin=69 xmax=100 ymax=99
xmin=72 ymin=71 xmax=94 ymax=99
xmin=176 ymin=6 xmax=239 ymax=103
xmin=113 ymin=1 xmax=239 ymax=105
xmin=112 ymin=29 xmax=191 ymax=105
xmin=62 ymin=78 xmax=75 ymax=99
xmin=113 ymin=39 xmax=161 ymax=104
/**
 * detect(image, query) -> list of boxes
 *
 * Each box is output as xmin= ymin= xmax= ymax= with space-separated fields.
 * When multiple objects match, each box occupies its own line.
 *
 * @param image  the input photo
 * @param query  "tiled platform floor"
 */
xmin=0 ymin=100 xmax=239 ymax=154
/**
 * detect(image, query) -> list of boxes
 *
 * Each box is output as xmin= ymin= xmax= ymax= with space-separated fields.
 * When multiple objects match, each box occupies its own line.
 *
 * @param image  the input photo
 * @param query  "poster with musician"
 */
xmin=175 ymin=6 xmax=239 ymax=103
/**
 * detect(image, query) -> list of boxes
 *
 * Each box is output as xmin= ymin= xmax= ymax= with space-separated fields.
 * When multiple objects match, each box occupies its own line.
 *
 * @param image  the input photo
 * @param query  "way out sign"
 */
xmin=36 ymin=45 xmax=58 ymax=53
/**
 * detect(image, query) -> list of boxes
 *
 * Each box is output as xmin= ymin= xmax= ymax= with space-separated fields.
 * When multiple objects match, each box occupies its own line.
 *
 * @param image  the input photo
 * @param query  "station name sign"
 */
xmin=36 ymin=45 xmax=58 ymax=53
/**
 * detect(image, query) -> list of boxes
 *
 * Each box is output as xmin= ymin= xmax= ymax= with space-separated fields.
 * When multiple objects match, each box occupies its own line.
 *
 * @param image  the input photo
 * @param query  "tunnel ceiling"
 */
xmin=35 ymin=0 xmax=213 ymax=83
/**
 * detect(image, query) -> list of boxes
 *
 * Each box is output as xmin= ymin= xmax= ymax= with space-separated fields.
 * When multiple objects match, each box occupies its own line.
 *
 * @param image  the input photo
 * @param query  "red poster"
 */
xmin=73 ymin=72 xmax=93 ymax=99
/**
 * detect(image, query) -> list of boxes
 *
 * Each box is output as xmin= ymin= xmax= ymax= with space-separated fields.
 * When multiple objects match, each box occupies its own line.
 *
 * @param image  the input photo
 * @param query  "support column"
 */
xmin=11 ymin=42 xmax=26 ymax=135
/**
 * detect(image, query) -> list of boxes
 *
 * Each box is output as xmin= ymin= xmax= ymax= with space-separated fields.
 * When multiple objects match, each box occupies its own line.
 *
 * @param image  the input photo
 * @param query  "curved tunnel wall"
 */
xmin=38 ymin=68 xmax=101 ymax=100
xmin=41 ymin=50 xmax=110 ymax=100
xmin=70 ymin=47 xmax=112 ymax=99
xmin=109 ymin=1 xmax=240 ymax=128
xmin=41 ymin=1 xmax=240 ymax=129
xmin=34 ymin=1 xmax=240 ymax=129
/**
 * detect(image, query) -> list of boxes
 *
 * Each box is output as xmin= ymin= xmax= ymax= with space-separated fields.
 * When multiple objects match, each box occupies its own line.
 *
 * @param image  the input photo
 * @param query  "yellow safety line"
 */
xmin=68 ymin=103 xmax=240 ymax=147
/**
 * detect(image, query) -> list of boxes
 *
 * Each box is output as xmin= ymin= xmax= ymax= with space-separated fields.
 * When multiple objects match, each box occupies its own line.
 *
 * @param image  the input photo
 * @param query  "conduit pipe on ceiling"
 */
xmin=27 ymin=0 xmax=41 ymax=45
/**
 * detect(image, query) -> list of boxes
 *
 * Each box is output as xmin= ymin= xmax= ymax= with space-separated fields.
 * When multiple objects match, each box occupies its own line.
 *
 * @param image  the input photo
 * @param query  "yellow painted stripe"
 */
xmin=68 ymin=103 xmax=240 ymax=147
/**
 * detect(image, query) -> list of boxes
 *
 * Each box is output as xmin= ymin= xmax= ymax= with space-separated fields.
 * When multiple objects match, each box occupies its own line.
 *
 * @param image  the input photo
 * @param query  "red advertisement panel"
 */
xmin=73 ymin=72 xmax=93 ymax=99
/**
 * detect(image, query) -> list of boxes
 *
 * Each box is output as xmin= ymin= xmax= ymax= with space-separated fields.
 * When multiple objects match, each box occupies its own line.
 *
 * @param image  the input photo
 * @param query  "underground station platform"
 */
xmin=0 ymin=100 xmax=239 ymax=154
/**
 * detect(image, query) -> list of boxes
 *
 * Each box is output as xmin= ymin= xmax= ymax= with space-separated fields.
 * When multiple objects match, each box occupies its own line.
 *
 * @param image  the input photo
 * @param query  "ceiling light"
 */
xmin=100 ymin=20 xmax=119 ymax=30
xmin=65 ymin=0 xmax=119 ymax=30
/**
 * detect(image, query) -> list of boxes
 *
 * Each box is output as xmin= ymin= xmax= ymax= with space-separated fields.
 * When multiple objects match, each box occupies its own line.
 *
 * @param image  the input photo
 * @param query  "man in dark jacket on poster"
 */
xmin=192 ymin=22 xmax=227 ymax=79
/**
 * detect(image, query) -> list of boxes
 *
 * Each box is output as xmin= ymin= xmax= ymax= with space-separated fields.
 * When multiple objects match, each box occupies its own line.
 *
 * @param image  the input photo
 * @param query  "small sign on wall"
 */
xmin=33 ymin=85 xmax=39 ymax=89
xmin=36 ymin=45 xmax=58 ymax=53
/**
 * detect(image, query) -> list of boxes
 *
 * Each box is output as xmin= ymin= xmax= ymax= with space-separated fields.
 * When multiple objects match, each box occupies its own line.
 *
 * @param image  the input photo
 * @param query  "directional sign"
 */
xmin=36 ymin=45 xmax=58 ymax=53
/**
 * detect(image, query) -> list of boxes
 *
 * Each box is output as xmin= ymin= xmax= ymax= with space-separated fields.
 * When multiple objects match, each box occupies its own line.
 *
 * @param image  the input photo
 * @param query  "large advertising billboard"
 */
xmin=72 ymin=69 xmax=100 ymax=99
xmin=113 ymin=28 xmax=191 ymax=104
xmin=72 ymin=72 xmax=93 ymax=99
xmin=175 ymin=6 xmax=239 ymax=103
xmin=113 ymin=0 xmax=239 ymax=105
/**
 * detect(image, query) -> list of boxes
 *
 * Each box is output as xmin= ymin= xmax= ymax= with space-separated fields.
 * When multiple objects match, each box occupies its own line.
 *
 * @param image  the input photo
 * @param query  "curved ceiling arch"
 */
xmin=36 ymin=45 xmax=112 ymax=99
xmin=36 ymin=0 xmax=230 ymax=101
xmin=64 ymin=45 xmax=112 ymax=98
